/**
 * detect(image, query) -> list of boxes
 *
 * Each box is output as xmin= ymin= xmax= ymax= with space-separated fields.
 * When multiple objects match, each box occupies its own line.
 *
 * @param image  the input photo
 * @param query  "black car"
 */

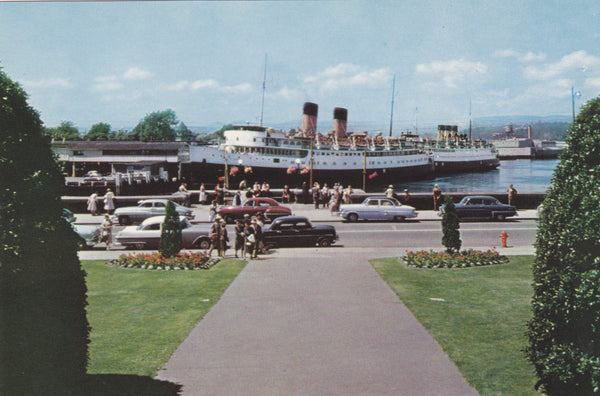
xmin=440 ymin=195 xmax=517 ymax=221
xmin=263 ymin=216 xmax=338 ymax=248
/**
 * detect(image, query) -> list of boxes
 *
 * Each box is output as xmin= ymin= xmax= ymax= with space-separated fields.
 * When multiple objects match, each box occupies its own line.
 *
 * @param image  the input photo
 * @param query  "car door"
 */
xmin=379 ymin=199 xmax=395 ymax=220
xmin=269 ymin=221 xmax=296 ymax=246
xmin=293 ymin=219 xmax=315 ymax=245
xmin=141 ymin=222 xmax=162 ymax=249
xmin=151 ymin=201 xmax=167 ymax=216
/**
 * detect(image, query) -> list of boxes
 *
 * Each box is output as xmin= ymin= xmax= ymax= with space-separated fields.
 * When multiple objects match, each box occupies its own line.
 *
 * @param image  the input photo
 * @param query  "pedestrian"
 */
xmin=215 ymin=184 xmax=225 ymax=205
xmin=321 ymin=183 xmax=330 ymax=208
xmin=433 ymin=184 xmax=443 ymax=211
xmin=199 ymin=183 xmax=207 ymax=205
xmin=301 ymin=181 xmax=309 ymax=204
xmin=507 ymin=184 xmax=518 ymax=207
xmin=103 ymin=188 xmax=115 ymax=215
xmin=233 ymin=190 xmax=242 ymax=206
xmin=343 ymin=185 xmax=353 ymax=204
xmin=312 ymin=182 xmax=321 ymax=209
xmin=234 ymin=220 xmax=245 ymax=258
xmin=330 ymin=186 xmax=340 ymax=213
xmin=220 ymin=219 xmax=229 ymax=258
xmin=401 ymin=189 xmax=411 ymax=205
xmin=100 ymin=214 xmax=113 ymax=250
xmin=243 ymin=221 xmax=256 ymax=259
xmin=281 ymin=185 xmax=292 ymax=203
xmin=254 ymin=215 xmax=264 ymax=257
xmin=385 ymin=185 xmax=395 ymax=199
xmin=208 ymin=218 xmax=222 ymax=257
xmin=208 ymin=200 xmax=218 ymax=222
xmin=87 ymin=192 xmax=98 ymax=216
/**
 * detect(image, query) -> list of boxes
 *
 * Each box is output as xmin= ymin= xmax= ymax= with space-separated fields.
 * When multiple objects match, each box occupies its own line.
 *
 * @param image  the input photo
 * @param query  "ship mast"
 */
xmin=389 ymin=74 xmax=395 ymax=137
xmin=469 ymin=97 xmax=472 ymax=141
xmin=259 ymin=54 xmax=267 ymax=127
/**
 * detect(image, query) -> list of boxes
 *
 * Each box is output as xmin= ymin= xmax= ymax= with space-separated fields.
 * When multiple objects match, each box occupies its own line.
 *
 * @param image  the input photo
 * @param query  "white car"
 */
xmin=114 ymin=199 xmax=193 ymax=225
xmin=339 ymin=196 xmax=417 ymax=222
xmin=115 ymin=216 xmax=211 ymax=250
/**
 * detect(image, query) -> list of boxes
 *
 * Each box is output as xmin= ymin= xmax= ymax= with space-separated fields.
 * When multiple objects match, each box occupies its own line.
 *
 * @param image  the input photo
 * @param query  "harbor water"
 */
xmin=384 ymin=159 xmax=559 ymax=194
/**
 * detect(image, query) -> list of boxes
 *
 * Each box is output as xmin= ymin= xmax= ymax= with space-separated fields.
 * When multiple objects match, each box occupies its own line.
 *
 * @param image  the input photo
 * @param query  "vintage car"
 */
xmin=439 ymin=195 xmax=518 ymax=221
xmin=114 ymin=199 xmax=194 ymax=225
xmin=339 ymin=196 xmax=417 ymax=222
xmin=83 ymin=170 xmax=106 ymax=182
xmin=262 ymin=216 xmax=338 ymax=248
xmin=115 ymin=216 xmax=212 ymax=250
xmin=217 ymin=197 xmax=292 ymax=224
xmin=63 ymin=208 xmax=101 ymax=249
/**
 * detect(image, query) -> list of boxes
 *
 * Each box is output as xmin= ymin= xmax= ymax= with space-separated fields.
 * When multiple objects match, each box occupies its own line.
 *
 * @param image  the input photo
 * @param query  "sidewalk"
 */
xmin=155 ymin=247 xmax=479 ymax=395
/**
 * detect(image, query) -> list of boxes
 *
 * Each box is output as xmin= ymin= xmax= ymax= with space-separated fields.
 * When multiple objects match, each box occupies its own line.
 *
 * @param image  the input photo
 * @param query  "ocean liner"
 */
xmin=188 ymin=103 xmax=435 ymax=188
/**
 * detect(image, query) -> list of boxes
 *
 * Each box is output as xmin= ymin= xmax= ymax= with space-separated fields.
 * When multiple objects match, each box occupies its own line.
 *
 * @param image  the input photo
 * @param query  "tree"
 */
xmin=159 ymin=201 xmax=182 ymax=258
xmin=85 ymin=122 xmax=111 ymax=140
xmin=175 ymin=121 xmax=194 ymax=141
xmin=43 ymin=120 xmax=81 ymax=140
xmin=0 ymin=69 xmax=90 ymax=393
xmin=527 ymin=97 xmax=600 ymax=394
xmin=131 ymin=109 xmax=178 ymax=141
xmin=441 ymin=196 xmax=461 ymax=254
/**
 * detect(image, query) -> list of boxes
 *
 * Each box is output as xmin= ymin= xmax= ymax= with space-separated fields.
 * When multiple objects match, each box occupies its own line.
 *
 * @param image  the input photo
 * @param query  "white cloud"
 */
xmin=521 ymin=51 xmax=546 ymax=62
xmin=122 ymin=67 xmax=153 ymax=80
xmin=166 ymin=80 xmax=190 ymax=91
xmin=493 ymin=49 xmax=546 ymax=62
xmin=167 ymin=79 xmax=253 ymax=94
xmin=492 ymin=49 xmax=519 ymax=58
xmin=270 ymin=85 xmax=302 ymax=100
xmin=303 ymin=63 xmax=392 ymax=92
xmin=585 ymin=77 xmax=600 ymax=91
xmin=524 ymin=50 xmax=600 ymax=80
xmin=91 ymin=76 xmax=123 ymax=92
xmin=21 ymin=78 xmax=72 ymax=89
xmin=415 ymin=59 xmax=487 ymax=88
xmin=190 ymin=79 xmax=220 ymax=90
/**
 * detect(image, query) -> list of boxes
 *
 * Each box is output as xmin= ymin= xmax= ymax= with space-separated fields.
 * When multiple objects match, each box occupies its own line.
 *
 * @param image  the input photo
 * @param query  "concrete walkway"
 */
xmin=154 ymin=246 xmax=481 ymax=395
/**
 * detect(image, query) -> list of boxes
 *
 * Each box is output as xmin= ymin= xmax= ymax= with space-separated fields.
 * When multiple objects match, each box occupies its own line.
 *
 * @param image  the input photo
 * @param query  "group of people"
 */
xmin=208 ymin=213 xmax=265 ymax=259
xmin=86 ymin=188 xmax=115 ymax=216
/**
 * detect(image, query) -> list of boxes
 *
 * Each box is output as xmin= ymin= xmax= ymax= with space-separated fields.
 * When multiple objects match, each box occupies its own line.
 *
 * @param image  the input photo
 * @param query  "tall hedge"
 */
xmin=159 ymin=201 xmax=182 ymax=257
xmin=441 ymin=197 xmax=461 ymax=253
xmin=0 ymin=70 xmax=90 ymax=394
xmin=527 ymin=96 xmax=600 ymax=395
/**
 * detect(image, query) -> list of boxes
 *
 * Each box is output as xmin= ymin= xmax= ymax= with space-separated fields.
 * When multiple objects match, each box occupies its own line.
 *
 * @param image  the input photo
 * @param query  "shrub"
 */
xmin=403 ymin=249 xmax=508 ymax=269
xmin=159 ymin=201 xmax=182 ymax=258
xmin=441 ymin=196 xmax=461 ymax=253
xmin=0 ymin=69 xmax=90 ymax=394
xmin=526 ymin=96 xmax=600 ymax=394
xmin=111 ymin=251 xmax=219 ymax=270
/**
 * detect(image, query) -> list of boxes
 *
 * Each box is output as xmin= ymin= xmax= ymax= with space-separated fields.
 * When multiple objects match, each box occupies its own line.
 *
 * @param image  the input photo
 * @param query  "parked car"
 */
xmin=439 ymin=196 xmax=517 ymax=221
xmin=114 ymin=199 xmax=194 ymax=225
xmin=339 ymin=196 xmax=417 ymax=222
xmin=263 ymin=216 xmax=338 ymax=248
xmin=217 ymin=197 xmax=292 ymax=224
xmin=115 ymin=216 xmax=211 ymax=250
xmin=83 ymin=170 xmax=106 ymax=182
xmin=63 ymin=209 xmax=101 ymax=249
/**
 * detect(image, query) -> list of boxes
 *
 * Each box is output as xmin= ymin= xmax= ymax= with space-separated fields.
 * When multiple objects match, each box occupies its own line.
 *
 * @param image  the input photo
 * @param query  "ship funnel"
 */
xmin=301 ymin=102 xmax=318 ymax=138
xmin=333 ymin=107 xmax=348 ymax=139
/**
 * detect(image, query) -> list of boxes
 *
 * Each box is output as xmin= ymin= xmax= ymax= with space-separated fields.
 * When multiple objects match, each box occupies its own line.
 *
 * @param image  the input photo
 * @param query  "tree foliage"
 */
xmin=43 ymin=120 xmax=81 ymax=140
xmin=158 ymin=201 xmax=182 ymax=258
xmin=175 ymin=121 xmax=194 ymax=141
xmin=0 ymin=69 xmax=90 ymax=394
xmin=527 ymin=96 xmax=600 ymax=395
xmin=441 ymin=197 xmax=461 ymax=254
xmin=84 ymin=122 xmax=111 ymax=140
xmin=132 ymin=109 xmax=178 ymax=141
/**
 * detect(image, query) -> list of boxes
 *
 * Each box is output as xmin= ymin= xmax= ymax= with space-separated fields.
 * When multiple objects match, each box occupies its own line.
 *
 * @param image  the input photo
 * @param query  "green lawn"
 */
xmin=84 ymin=259 xmax=245 ymax=376
xmin=371 ymin=256 xmax=538 ymax=395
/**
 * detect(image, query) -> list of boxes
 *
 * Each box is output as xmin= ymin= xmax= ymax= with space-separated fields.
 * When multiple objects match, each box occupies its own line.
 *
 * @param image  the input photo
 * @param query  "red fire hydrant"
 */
xmin=500 ymin=231 xmax=508 ymax=248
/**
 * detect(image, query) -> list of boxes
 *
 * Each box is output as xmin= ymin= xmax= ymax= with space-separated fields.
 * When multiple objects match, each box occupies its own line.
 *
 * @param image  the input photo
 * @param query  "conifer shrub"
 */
xmin=441 ymin=196 xmax=461 ymax=254
xmin=0 ymin=69 xmax=90 ymax=394
xmin=526 ymin=96 xmax=600 ymax=395
xmin=159 ymin=201 xmax=182 ymax=258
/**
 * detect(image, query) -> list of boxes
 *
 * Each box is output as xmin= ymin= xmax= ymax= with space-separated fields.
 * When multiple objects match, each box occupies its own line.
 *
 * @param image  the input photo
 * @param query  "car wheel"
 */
xmin=495 ymin=214 xmax=506 ymax=221
xmin=318 ymin=238 xmax=331 ymax=247
xmin=347 ymin=213 xmax=359 ymax=222
xmin=118 ymin=215 xmax=131 ymax=226
xmin=194 ymin=238 xmax=210 ymax=250
xmin=394 ymin=215 xmax=406 ymax=222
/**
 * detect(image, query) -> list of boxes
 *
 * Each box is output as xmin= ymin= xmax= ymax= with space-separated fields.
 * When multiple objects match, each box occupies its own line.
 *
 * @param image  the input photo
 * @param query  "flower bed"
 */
xmin=110 ymin=250 xmax=220 ymax=270
xmin=403 ymin=249 xmax=509 ymax=269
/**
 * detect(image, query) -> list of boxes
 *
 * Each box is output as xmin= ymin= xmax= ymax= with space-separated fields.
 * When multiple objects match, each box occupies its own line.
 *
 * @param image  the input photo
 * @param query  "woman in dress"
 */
xmin=199 ymin=183 xmax=207 ymax=204
xmin=103 ymin=188 xmax=115 ymax=215
xmin=87 ymin=192 xmax=98 ymax=216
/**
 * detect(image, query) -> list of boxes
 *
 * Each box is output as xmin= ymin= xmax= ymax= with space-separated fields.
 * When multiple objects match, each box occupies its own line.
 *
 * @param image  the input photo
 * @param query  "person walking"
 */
xmin=233 ymin=190 xmax=242 ymax=206
xmin=220 ymin=219 xmax=229 ymax=258
xmin=401 ymin=189 xmax=411 ymax=205
xmin=100 ymin=214 xmax=113 ymax=250
xmin=312 ymin=182 xmax=321 ymax=209
xmin=208 ymin=200 xmax=218 ymax=222
xmin=253 ymin=215 xmax=264 ymax=258
xmin=385 ymin=185 xmax=395 ymax=199
xmin=199 ymin=183 xmax=207 ymax=205
xmin=321 ymin=183 xmax=330 ymax=208
xmin=507 ymin=184 xmax=518 ymax=207
xmin=234 ymin=220 xmax=245 ymax=258
xmin=243 ymin=221 xmax=256 ymax=259
xmin=343 ymin=185 xmax=353 ymax=204
xmin=87 ymin=192 xmax=98 ymax=216
xmin=433 ymin=184 xmax=443 ymax=211
xmin=208 ymin=218 xmax=222 ymax=257
xmin=103 ymin=188 xmax=115 ymax=215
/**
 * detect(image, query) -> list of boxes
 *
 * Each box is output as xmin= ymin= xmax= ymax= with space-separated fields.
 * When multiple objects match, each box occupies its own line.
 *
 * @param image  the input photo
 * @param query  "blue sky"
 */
xmin=2 ymin=1 xmax=600 ymax=133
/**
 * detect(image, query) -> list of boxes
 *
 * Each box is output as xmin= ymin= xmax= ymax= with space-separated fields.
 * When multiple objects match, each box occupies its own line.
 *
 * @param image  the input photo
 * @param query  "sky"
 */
xmin=2 ymin=0 xmax=600 ymax=133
